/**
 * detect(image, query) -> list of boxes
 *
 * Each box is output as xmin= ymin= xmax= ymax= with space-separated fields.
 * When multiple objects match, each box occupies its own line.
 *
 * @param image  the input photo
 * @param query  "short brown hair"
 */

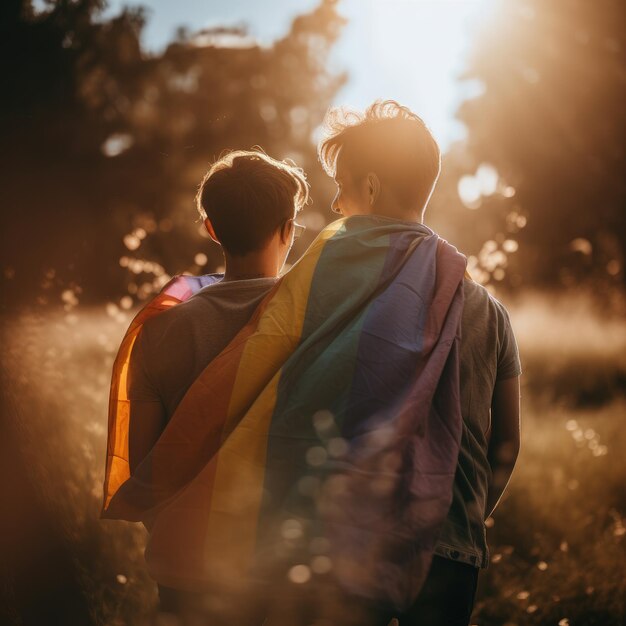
xmin=196 ymin=149 xmax=309 ymax=256
xmin=318 ymin=100 xmax=441 ymax=210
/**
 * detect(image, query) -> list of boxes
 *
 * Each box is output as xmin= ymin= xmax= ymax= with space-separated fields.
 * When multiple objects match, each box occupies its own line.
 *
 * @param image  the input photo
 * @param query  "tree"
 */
xmin=0 ymin=0 xmax=345 ymax=307
xmin=455 ymin=0 xmax=626 ymax=290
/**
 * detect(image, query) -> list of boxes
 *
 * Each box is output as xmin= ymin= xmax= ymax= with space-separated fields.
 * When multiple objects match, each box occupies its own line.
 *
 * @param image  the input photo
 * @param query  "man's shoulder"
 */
xmin=462 ymin=280 xmax=514 ymax=334
xmin=140 ymin=294 xmax=207 ymax=341
xmin=139 ymin=277 xmax=277 ymax=340
xmin=463 ymin=279 xmax=495 ymax=313
xmin=463 ymin=279 xmax=511 ymax=312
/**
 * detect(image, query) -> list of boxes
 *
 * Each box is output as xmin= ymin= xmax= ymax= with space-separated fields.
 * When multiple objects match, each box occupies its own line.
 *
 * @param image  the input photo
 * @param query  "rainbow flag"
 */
xmin=102 ymin=273 xmax=222 ymax=509
xmin=102 ymin=215 xmax=466 ymax=609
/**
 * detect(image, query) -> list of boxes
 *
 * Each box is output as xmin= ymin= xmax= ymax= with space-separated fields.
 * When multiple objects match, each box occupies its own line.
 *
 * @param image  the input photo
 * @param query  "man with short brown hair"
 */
xmin=121 ymin=149 xmax=308 ymax=620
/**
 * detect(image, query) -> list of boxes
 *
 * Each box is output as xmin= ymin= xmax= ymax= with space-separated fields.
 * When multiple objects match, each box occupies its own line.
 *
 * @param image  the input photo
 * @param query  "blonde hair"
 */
xmin=318 ymin=100 xmax=441 ymax=208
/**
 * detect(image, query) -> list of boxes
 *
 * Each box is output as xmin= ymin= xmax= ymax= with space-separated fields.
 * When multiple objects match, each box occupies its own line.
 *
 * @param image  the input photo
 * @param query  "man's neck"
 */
xmin=371 ymin=199 xmax=424 ymax=223
xmin=222 ymin=251 xmax=279 ymax=282
xmin=372 ymin=208 xmax=423 ymax=223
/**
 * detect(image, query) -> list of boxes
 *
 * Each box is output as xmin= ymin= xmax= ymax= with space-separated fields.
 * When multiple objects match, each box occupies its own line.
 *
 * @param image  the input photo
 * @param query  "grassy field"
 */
xmin=1 ymin=291 xmax=624 ymax=625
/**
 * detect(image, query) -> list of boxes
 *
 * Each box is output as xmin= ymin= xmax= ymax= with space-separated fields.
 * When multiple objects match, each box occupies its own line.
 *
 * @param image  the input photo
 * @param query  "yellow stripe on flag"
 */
xmin=202 ymin=220 xmax=345 ymax=578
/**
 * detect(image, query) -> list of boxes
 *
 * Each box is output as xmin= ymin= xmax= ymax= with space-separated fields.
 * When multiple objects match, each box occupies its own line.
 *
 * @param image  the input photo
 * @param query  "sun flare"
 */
xmin=346 ymin=0 xmax=497 ymax=147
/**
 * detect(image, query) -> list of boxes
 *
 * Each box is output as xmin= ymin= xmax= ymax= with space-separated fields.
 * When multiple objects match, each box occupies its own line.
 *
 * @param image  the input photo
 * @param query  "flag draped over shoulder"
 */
xmin=101 ymin=215 xmax=467 ymax=610
xmin=102 ymin=273 xmax=222 ymax=510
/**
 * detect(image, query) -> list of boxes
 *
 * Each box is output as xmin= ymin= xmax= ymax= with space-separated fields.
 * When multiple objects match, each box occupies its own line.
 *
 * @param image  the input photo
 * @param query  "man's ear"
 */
xmin=367 ymin=172 xmax=381 ymax=206
xmin=280 ymin=218 xmax=294 ymax=244
xmin=204 ymin=218 xmax=220 ymax=245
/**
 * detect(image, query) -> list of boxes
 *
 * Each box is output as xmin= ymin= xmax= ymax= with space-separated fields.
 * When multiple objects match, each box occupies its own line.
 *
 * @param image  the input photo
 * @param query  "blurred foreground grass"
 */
xmin=1 ymin=291 xmax=624 ymax=625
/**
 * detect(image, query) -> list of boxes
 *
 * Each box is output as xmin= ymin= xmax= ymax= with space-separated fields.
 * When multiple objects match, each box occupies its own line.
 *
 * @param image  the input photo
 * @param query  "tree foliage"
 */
xmin=0 ymin=0 xmax=345 ymax=306
xmin=455 ymin=0 xmax=626 ymax=289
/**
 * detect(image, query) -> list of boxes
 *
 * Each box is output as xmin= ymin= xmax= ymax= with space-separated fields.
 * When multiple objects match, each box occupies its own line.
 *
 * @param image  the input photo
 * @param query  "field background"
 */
xmin=1 ymin=291 xmax=624 ymax=626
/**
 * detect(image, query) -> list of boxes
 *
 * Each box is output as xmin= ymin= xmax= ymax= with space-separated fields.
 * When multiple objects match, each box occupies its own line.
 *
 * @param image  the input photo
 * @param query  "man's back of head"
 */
xmin=195 ymin=149 xmax=309 ymax=266
xmin=318 ymin=100 xmax=441 ymax=222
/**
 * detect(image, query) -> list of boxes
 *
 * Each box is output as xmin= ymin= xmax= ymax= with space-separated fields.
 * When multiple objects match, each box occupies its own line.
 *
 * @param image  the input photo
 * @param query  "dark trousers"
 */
xmin=158 ymin=555 xmax=479 ymax=626
xmin=369 ymin=555 xmax=479 ymax=626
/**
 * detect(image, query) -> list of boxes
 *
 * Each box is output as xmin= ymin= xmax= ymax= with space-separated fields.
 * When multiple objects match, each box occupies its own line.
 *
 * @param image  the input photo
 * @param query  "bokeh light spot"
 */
xmin=475 ymin=163 xmax=499 ymax=195
xmin=288 ymin=564 xmax=311 ymax=584
xmin=194 ymin=252 xmax=208 ymax=266
xmin=502 ymin=239 xmax=519 ymax=253
xmin=281 ymin=519 xmax=304 ymax=540
xmin=458 ymin=175 xmax=481 ymax=209
xmin=120 ymin=296 xmax=133 ymax=310
xmin=101 ymin=133 xmax=134 ymax=157
xmin=311 ymin=555 xmax=332 ymax=574
xmin=306 ymin=446 xmax=328 ymax=467
xmin=312 ymin=410 xmax=334 ymax=433
xmin=570 ymin=238 xmax=592 ymax=256
xmin=123 ymin=235 xmax=141 ymax=251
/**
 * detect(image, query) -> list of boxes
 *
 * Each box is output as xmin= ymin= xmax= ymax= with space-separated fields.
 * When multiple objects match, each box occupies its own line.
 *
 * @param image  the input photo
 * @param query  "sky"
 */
xmin=100 ymin=0 xmax=493 ymax=151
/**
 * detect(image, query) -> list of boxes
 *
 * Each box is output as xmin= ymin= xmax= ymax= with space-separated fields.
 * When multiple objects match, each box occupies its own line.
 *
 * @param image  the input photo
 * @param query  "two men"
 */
xmin=102 ymin=101 xmax=521 ymax=626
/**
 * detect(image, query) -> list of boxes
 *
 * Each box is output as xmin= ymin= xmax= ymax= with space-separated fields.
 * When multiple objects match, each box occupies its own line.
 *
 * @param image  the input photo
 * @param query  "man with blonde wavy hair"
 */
xmin=315 ymin=101 xmax=522 ymax=625
xmin=123 ymin=149 xmax=308 ymax=621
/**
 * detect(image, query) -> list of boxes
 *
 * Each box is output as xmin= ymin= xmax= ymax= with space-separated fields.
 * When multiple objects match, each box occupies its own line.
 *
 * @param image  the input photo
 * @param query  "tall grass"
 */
xmin=1 ymin=309 xmax=154 ymax=625
xmin=509 ymin=291 xmax=626 ymax=407
xmin=474 ymin=400 xmax=626 ymax=625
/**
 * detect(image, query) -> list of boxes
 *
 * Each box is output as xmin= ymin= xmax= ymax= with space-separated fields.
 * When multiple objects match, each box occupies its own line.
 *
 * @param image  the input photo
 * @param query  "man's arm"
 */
xmin=126 ymin=324 xmax=168 ymax=475
xmin=486 ymin=375 xmax=521 ymax=518
xmin=129 ymin=401 xmax=166 ymax=474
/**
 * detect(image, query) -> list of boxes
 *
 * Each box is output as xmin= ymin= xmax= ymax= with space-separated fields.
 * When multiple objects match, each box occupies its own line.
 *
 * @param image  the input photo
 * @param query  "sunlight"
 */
xmin=354 ymin=0 xmax=497 ymax=147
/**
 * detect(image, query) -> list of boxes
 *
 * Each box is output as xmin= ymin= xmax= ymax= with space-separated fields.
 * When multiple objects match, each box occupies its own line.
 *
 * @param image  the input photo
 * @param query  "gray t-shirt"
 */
xmin=434 ymin=279 xmax=521 ymax=568
xmin=128 ymin=277 xmax=277 ymax=419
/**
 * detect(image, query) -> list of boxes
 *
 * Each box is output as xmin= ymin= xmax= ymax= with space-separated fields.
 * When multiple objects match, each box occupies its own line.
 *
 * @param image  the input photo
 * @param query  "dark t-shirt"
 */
xmin=434 ymin=279 xmax=521 ymax=568
xmin=128 ymin=277 xmax=277 ymax=419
